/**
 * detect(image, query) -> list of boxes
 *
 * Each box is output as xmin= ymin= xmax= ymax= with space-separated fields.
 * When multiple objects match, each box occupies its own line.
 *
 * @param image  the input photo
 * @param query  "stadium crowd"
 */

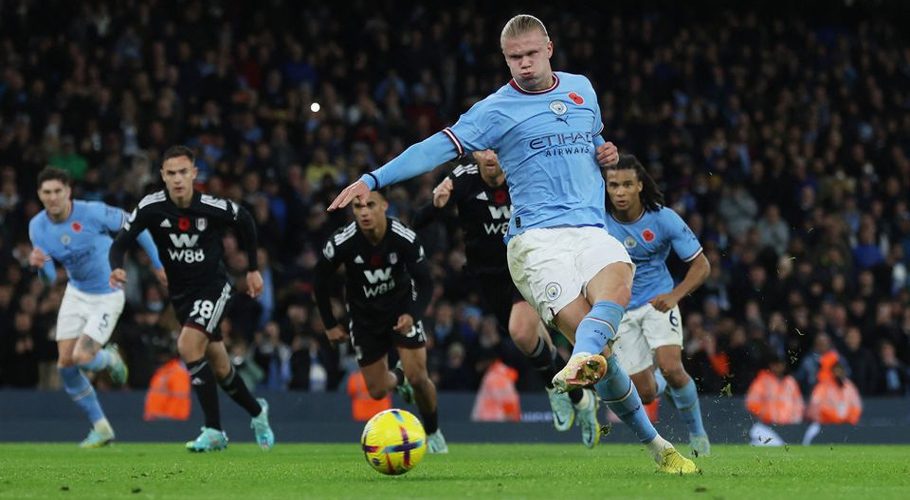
xmin=1 ymin=1 xmax=909 ymax=400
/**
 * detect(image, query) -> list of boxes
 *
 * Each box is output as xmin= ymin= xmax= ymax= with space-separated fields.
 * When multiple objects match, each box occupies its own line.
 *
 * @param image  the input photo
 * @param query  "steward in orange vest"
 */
xmin=144 ymin=358 xmax=191 ymax=421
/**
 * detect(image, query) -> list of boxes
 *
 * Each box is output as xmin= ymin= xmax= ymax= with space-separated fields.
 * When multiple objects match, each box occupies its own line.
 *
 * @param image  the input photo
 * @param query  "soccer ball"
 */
xmin=361 ymin=409 xmax=427 ymax=475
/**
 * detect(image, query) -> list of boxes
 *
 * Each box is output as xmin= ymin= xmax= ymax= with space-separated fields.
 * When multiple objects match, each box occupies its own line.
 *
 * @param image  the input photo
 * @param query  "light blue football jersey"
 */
xmin=29 ymin=200 xmax=162 ymax=294
xmin=605 ymin=207 xmax=703 ymax=310
xmin=444 ymin=72 xmax=606 ymax=239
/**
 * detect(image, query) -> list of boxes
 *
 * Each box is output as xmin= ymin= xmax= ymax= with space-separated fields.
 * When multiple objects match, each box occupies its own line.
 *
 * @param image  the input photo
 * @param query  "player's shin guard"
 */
xmin=594 ymin=356 xmax=658 ymax=443
xmin=79 ymin=349 xmax=113 ymax=372
xmin=186 ymin=358 xmax=221 ymax=430
xmin=59 ymin=366 xmax=106 ymax=424
xmin=667 ymin=379 xmax=706 ymax=437
xmin=572 ymin=301 xmax=624 ymax=357
xmin=218 ymin=367 xmax=263 ymax=417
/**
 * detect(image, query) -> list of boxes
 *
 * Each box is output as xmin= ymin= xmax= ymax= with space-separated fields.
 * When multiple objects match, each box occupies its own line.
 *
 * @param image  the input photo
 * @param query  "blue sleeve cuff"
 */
xmin=359 ymin=173 xmax=379 ymax=190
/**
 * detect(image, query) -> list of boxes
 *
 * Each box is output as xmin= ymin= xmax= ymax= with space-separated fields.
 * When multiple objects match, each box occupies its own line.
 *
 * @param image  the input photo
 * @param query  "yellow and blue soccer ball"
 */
xmin=361 ymin=409 xmax=427 ymax=475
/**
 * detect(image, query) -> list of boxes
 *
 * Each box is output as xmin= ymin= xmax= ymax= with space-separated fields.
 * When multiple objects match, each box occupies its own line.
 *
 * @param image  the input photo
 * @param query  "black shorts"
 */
xmin=350 ymin=317 xmax=426 ymax=367
xmin=474 ymin=269 xmax=524 ymax=331
xmin=171 ymin=281 xmax=233 ymax=341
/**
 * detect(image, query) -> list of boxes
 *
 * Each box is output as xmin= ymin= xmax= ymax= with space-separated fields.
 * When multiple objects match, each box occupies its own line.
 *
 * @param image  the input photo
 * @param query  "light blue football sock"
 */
xmin=595 ymin=355 xmax=657 ymax=443
xmin=572 ymin=301 xmax=624 ymax=356
xmin=654 ymin=369 xmax=668 ymax=396
xmin=79 ymin=349 xmax=113 ymax=372
xmin=59 ymin=366 xmax=106 ymax=425
xmin=668 ymin=378 xmax=706 ymax=437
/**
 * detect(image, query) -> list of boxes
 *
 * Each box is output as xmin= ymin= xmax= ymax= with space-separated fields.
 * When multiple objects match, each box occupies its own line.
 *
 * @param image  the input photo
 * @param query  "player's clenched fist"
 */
xmin=109 ymin=268 xmax=127 ymax=289
xmin=596 ymin=141 xmax=619 ymax=167
xmin=432 ymin=178 xmax=454 ymax=208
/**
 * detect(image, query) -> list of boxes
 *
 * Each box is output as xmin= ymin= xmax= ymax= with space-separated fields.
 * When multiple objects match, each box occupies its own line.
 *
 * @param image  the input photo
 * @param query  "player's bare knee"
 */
xmin=57 ymin=357 xmax=76 ymax=368
xmin=367 ymin=385 xmax=390 ymax=400
xmin=508 ymin=323 xmax=537 ymax=352
xmin=72 ymin=349 xmax=95 ymax=366
xmin=637 ymin=387 xmax=657 ymax=404
xmin=406 ymin=370 xmax=432 ymax=391
xmin=660 ymin=364 xmax=688 ymax=386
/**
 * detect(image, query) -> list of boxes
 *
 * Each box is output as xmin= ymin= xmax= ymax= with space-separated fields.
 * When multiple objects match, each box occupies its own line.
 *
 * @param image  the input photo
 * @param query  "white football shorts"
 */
xmin=507 ymin=226 xmax=633 ymax=326
xmin=612 ymin=303 xmax=684 ymax=375
xmin=55 ymin=284 xmax=125 ymax=344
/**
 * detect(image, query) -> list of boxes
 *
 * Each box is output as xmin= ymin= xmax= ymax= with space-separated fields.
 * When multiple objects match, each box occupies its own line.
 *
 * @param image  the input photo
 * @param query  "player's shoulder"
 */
xmin=653 ymin=205 xmax=687 ymax=225
xmin=388 ymin=218 xmax=418 ymax=245
xmin=556 ymin=71 xmax=595 ymax=88
xmin=330 ymin=221 xmax=358 ymax=247
xmin=137 ymin=190 xmax=168 ymax=211
xmin=199 ymin=193 xmax=237 ymax=213
xmin=28 ymin=210 xmax=49 ymax=231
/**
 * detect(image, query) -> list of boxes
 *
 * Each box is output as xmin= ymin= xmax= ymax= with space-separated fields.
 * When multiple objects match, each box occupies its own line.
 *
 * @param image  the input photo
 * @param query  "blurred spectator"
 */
xmin=877 ymin=340 xmax=910 ymax=397
xmin=842 ymin=326 xmax=879 ymax=396
xmin=795 ymin=333 xmax=843 ymax=396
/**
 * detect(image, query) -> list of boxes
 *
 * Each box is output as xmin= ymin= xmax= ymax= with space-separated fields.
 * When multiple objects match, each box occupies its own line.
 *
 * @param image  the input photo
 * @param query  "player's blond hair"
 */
xmin=500 ymin=14 xmax=549 ymax=46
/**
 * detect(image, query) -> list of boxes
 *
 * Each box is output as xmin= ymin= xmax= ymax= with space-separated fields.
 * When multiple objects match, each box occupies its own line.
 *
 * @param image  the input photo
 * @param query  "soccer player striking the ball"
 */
xmin=314 ymin=189 xmax=447 ymax=453
xmin=329 ymin=15 xmax=696 ymax=472
xmin=109 ymin=145 xmax=274 ymax=452
xmin=604 ymin=155 xmax=712 ymax=456
xmin=414 ymin=150 xmax=600 ymax=448
xmin=29 ymin=167 xmax=165 ymax=448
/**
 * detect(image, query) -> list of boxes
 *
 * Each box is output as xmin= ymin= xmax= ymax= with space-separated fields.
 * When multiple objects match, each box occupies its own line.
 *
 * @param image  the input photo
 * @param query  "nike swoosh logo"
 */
xmin=554 ymin=413 xmax=566 ymax=426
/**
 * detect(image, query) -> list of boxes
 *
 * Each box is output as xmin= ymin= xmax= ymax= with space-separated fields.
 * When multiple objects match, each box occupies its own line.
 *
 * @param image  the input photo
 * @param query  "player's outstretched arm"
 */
xmin=328 ymin=132 xmax=458 ymax=211
xmin=650 ymin=252 xmax=710 ymax=312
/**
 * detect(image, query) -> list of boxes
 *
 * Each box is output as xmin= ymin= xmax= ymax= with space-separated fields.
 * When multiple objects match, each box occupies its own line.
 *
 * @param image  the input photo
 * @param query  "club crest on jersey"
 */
xmin=549 ymin=100 xmax=568 ymax=115
xmin=545 ymin=282 xmax=562 ymax=301
xmin=624 ymin=236 xmax=637 ymax=249
xmin=196 ymin=218 xmax=207 ymax=231
xmin=389 ymin=252 xmax=398 ymax=265
xmin=71 ymin=222 xmax=82 ymax=233
xmin=568 ymin=92 xmax=584 ymax=105
xmin=641 ymin=229 xmax=655 ymax=242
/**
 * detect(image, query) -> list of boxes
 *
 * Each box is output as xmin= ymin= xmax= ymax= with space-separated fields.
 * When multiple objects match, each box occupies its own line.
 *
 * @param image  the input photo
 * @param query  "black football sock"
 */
xmin=529 ymin=336 xmax=559 ymax=383
xmin=421 ymin=408 xmax=439 ymax=435
xmin=392 ymin=364 xmax=406 ymax=386
xmin=219 ymin=367 xmax=263 ymax=417
xmin=186 ymin=358 xmax=221 ymax=430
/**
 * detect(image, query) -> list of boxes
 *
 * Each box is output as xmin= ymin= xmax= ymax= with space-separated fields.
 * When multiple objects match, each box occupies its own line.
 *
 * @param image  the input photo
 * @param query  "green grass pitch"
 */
xmin=1 ymin=443 xmax=908 ymax=499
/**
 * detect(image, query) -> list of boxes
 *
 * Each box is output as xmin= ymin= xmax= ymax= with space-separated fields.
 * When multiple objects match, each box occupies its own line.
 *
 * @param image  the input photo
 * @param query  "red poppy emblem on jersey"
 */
xmin=370 ymin=255 xmax=383 ymax=267
xmin=493 ymin=189 xmax=508 ymax=205
xmin=568 ymin=92 xmax=584 ymax=105
xmin=642 ymin=229 xmax=655 ymax=242
xmin=178 ymin=217 xmax=191 ymax=231
xmin=71 ymin=222 xmax=82 ymax=233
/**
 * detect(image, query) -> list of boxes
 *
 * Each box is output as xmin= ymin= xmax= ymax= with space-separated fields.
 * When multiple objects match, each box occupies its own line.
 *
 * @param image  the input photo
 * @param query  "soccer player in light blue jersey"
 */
xmin=28 ymin=167 xmax=165 ymax=448
xmin=604 ymin=155 xmax=712 ymax=457
xmin=329 ymin=15 xmax=697 ymax=472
